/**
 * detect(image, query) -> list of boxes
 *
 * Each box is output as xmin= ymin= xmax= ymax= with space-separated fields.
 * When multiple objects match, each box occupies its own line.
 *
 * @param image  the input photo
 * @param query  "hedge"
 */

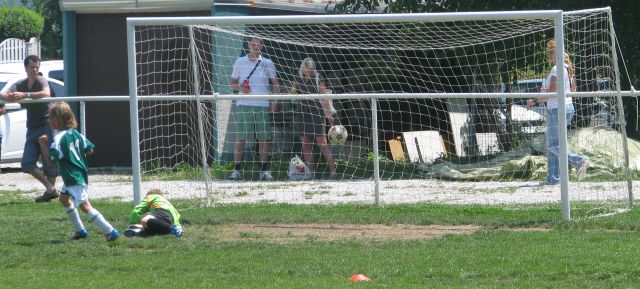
xmin=0 ymin=6 xmax=44 ymax=40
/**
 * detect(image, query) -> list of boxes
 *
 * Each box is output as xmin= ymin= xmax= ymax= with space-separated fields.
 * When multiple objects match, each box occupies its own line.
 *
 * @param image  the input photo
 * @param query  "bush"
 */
xmin=0 ymin=6 xmax=44 ymax=40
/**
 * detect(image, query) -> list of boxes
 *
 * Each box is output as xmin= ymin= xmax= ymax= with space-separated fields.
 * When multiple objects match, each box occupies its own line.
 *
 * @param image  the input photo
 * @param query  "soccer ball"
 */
xmin=327 ymin=125 xmax=348 ymax=145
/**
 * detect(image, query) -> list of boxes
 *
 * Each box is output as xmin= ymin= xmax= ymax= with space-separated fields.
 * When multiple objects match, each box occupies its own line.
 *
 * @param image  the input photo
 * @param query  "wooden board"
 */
xmin=401 ymin=131 xmax=446 ymax=164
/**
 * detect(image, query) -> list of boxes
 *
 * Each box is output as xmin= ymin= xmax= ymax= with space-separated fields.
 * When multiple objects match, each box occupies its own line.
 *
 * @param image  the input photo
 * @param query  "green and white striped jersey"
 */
xmin=48 ymin=129 xmax=94 ymax=186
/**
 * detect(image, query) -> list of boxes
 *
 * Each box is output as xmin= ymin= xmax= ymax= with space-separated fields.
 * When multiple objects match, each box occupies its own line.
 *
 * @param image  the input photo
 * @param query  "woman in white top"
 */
xmin=529 ymin=40 xmax=588 ymax=185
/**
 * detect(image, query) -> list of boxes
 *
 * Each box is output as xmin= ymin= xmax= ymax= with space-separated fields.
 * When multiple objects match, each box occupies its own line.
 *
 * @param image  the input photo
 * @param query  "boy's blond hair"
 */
xmin=146 ymin=188 xmax=163 ymax=196
xmin=48 ymin=101 xmax=77 ymax=129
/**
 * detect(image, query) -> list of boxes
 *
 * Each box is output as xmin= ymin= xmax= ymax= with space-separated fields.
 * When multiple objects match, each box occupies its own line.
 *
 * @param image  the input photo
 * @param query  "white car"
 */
xmin=0 ymin=60 xmax=64 ymax=82
xmin=499 ymin=79 xmax=547 ymax=135
xmin=0 ymin=74 xmax=64 ymax=163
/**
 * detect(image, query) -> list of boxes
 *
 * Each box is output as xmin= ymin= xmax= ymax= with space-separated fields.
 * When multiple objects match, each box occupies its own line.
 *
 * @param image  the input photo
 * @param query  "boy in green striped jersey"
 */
xmin=39 ymin=102 xmax=119 ymax=241
xmin=125 ymin=188 xmax=183 ymax=238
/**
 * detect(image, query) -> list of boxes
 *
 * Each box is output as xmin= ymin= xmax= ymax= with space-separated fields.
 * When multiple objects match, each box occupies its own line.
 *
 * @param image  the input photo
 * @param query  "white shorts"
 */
xmin=61 ymin=184 xmax=89 ymax=208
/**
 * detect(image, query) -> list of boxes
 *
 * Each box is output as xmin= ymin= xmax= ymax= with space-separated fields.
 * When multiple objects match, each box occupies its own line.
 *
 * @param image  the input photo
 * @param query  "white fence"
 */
xmin=0 ymin=37 xmax=40 ymax=64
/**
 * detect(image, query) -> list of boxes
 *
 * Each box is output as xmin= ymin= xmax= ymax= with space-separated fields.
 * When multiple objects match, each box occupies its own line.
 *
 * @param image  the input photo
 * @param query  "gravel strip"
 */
xmin=0 ymin=170 xmax=633 ymax=206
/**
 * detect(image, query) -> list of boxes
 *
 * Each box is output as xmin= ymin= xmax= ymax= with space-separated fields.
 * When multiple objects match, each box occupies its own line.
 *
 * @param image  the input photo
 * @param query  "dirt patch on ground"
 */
xmin=216 ymin=223 xmax=484 ymax=242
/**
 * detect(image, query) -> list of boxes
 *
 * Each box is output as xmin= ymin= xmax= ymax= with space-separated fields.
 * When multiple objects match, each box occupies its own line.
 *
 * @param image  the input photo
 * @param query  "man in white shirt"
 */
xmin=229 ymin=37 xmax=280 ymax=180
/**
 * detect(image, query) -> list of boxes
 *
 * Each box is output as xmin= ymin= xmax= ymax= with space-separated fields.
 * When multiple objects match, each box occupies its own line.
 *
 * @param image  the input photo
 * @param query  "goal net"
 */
xmin=128 ymin=8 xmax=633 ymax=219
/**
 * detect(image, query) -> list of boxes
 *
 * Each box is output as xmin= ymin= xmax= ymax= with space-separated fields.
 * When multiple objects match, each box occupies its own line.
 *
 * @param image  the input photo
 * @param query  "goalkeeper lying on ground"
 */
xmin=124 ymin=189 xmax=183 ymax=238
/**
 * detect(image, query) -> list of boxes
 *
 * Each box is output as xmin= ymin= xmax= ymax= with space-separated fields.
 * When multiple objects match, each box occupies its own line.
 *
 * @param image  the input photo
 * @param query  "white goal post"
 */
xmin=126 ymin=7 xmax=634 ymax=220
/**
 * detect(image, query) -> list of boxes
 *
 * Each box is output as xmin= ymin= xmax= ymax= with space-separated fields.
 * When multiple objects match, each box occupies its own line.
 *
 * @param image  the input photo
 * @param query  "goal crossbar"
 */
xmin=127 ymin=10 xmax=562 ymax=27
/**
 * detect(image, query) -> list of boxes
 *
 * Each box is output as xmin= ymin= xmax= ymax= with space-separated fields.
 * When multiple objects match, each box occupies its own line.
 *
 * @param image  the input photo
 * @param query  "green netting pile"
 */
xmin=418 ymin=127 xmax=639 ymax=181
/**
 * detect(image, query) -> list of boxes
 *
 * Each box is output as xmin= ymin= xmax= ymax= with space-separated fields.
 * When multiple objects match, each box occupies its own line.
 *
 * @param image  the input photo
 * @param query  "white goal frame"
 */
xmin=126 ymin=8 xmax=632 ymax=220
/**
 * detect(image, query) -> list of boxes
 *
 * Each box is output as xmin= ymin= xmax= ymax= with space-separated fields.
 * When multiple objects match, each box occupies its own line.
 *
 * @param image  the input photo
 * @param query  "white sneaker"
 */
xmin=259 ymin=171 xmax=273 ymax=180
xmin=228 ymin=170 xmax=241 ymax=180
xmin=576 ymin=160 xmax=589 ymax=181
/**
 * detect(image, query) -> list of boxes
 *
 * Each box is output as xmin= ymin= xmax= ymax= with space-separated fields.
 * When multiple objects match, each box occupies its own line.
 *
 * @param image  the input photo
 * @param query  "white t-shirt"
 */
xmin=544 ymin=65 xmax=573 ymax=109
xmin=231 ymin=55 xmax=277 ymax=107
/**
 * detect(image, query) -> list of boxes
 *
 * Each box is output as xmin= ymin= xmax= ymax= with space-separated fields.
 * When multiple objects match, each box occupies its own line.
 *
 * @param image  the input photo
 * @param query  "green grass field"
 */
xmin=2 ymin=189 xmax=640 ymax=288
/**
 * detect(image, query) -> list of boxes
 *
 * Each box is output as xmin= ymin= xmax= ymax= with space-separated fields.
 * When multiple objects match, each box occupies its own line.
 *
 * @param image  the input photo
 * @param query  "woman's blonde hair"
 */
xmin=546 ymin=39 xmax=575 ymax=79
xmin=48 ymin=101 xmax=77 ymax=129
xmin=299 ymin=57 xmax=315 ymax=78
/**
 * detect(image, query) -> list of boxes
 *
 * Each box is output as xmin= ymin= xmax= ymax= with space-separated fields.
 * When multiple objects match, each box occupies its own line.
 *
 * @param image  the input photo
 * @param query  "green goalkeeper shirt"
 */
xmin=128 ymin=194 xmax=182 ymax=226
xmin=48 ymin=129 xmax=94 ymax=186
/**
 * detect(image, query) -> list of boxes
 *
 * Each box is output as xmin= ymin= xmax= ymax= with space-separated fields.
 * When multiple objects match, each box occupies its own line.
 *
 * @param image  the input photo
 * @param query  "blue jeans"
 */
xmin=21 ymin=124 xmax=58 ymax=177
xmin=545 ymin=104 xmax=585 ymax=184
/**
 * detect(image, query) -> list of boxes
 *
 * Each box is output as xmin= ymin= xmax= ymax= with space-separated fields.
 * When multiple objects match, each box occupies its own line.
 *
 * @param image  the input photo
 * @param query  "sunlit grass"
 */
xmin=2 ymin=193 xmax=640 ymax=288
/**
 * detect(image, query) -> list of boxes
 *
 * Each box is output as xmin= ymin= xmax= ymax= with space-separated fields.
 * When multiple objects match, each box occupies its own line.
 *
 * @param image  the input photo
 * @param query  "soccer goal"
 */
xmin=126 ymin=7 xmax=634 ymax=220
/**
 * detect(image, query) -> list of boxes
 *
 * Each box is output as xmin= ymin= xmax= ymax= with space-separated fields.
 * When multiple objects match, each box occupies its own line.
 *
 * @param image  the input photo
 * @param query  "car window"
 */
xmin=50 ymin=82 xmax=64 ymax=97
xmin=510 ymin=84 xmax=528 ymax=93
xmin=511 ymin=82 xmax=542 ymax=93
xmin=596 ymin=79 xmax=611 ymax=91
xmin=0 ymin=81 xmax=21 ymax=110
xmin=0 ymin=80 xmax=11 ymax=92
xmin=48 ymin=70 xmax=63 ymax=82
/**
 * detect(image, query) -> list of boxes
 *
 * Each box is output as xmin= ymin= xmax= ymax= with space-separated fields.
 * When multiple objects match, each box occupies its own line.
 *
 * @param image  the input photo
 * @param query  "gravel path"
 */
xmin=0 ymin=170 xmax=633 ymax=206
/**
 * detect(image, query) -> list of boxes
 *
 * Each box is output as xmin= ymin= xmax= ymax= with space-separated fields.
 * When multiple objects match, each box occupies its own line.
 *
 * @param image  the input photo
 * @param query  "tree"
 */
xmin=36 ymin=0 xmax=63 ymax=59
xmin=327 ymin=0 xmax=640 ymax=140
xmin=0 ymin=6 xmax=43 ymax=40
xmin=328 ymin=0 xmax=639 ymax=88
xmin=15 ymin=0 xmax=62 ymax=60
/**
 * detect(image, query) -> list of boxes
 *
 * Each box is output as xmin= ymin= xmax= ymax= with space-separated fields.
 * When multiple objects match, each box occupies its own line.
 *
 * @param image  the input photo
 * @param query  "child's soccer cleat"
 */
xmin=228 ymin=170 xmax=241 ymax=180
xmin=259 ymin=171 xmax=273 ymax=180
xmin=71 ymin=229 xmax=88 ymax=240
xmin=170 ymin=225 xmax=183 ymax=238
xmin=124 ymin=227 xmax=143 ymax=237
xmin=106 ymin=229 xmax=120 ymax=241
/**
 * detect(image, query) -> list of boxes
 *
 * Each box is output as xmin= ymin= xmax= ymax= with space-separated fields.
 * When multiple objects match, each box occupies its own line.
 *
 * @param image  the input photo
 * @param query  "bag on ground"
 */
xmin=288 ymin=155 xmax=312 ymax=181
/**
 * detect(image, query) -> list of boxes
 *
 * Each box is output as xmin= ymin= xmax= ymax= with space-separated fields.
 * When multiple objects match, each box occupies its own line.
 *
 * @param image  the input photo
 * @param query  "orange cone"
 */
xmin=349 ymin=274 xmax=371 ymax=282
